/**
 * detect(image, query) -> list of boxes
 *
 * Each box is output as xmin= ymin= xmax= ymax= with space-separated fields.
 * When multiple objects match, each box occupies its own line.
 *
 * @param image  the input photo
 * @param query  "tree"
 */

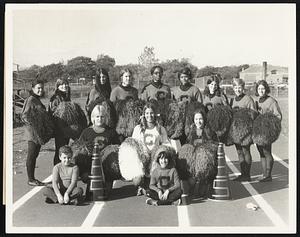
xmin=38 ymin=63 xmax=65 ymax=83
xmin=138 ymin=46 xmax=159 ymax=68
xmin=95 ymin=54 xmax=116 ymax=72
xmin=17 ymin=65 xmax=41 ymax=82
xmin=65 ymin=56 xmax=96 ymax=82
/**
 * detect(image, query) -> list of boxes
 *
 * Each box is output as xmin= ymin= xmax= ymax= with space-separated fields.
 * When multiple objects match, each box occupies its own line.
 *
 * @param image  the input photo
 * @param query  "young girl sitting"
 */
xmin=146 ymin=151 xmax=182 ymax=206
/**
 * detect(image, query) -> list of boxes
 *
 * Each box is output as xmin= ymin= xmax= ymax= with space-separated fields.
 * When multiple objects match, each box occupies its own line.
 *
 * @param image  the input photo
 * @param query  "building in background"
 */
xmin=239 ymin=62 xmax=288 ymax=85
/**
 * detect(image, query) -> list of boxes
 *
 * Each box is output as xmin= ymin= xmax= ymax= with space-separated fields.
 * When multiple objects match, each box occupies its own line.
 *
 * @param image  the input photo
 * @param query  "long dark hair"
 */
xmin=255 ymin=80 xmax=270 ymax=96
xmin=52 ymin=78 xmax=71 ymax=101
xmin=95 ymin=68 xmax=111 ymax=99
xmin=203 ymin=74 xmax=222 ymax=97
xmin=139 ymin=102 xmax=161 ymax=134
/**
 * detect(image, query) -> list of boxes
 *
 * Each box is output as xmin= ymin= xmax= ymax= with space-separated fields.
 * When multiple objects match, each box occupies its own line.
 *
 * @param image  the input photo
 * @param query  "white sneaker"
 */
xmin=172 ymin=199 xmax=181 ymax=206
xmin=146 ymin=198 xmax=158 ymax=206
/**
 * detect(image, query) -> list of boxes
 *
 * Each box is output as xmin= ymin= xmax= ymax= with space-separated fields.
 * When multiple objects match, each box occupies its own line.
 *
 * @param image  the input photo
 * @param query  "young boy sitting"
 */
xmin=43 ymin=145 xmax=83 ymax=205
xmin=146 ymin=151 xmax=182 ymax=206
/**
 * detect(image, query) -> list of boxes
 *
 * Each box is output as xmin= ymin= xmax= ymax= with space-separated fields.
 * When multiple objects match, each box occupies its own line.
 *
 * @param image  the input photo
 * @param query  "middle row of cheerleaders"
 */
xmin=22 ymin=65 xmax=282 ymax=205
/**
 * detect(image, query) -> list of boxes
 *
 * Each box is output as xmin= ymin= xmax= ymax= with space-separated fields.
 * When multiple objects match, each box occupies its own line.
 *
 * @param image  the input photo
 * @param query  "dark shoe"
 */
xmin=232 ymin=175 xmax=244 ymax=181
xmin=233 ymin=175 xmax=251 ymax=182
xmin=28 ymin=179 xmax=45 ymax=186
xmin=45 ymin=197 xmax=55 ymax=204
xmin=259 ymin=176 xmax=272 ymax=182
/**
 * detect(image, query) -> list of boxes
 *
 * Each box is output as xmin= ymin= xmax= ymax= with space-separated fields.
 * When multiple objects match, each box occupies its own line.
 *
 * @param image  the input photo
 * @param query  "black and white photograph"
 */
xmin=4 ymin=3 xmax=296 ymax=234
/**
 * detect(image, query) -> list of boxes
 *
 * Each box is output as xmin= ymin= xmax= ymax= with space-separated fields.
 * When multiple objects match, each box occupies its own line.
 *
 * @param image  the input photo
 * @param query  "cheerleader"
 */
xmin=231 ymin=78 xmax=256 ymax=182
xmin=110 ymin=68 xmax=138 ymax=102
xmin=202 ymin=74 xmax=228 ymax=111
xmin=48 ymin=78 xmax=71 ymax=165
xmin=140 ymin=65 xmax=171 ymax=101
xmin=255 ymin=80 xmax=282 ymax=182
xmin=171 ymin=67 xmax=203 ymax=103
xmin=86 ymin=68 xmax=112 ymax=122
xmin=21 ymin=79 xmax=47 ymax=186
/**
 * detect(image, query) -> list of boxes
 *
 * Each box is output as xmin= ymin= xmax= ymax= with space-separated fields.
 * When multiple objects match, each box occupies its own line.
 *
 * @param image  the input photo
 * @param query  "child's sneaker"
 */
xmin=172 ymin=199 xmax=181 ymax=206
xmin=45 ymin=197 xmax=54 ymax=204
xmin=146 ymin=198 xmax=158 ymax=206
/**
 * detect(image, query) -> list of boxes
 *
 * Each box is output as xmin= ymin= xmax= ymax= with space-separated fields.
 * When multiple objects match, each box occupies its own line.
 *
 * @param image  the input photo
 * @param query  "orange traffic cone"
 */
xmin=209 ymin=142 xmax=231 ymax=201
xmin=89 ymin=142 xmax=107 ymax=202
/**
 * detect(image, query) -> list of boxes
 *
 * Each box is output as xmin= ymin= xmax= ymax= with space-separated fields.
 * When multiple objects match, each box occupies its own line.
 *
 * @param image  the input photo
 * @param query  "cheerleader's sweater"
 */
xmin=110 ymin=85 xmax=138 ymax=103
xmin=232 ymin=94 xmax=256 ymax=111
xmin=171 ymin=84 xmax=203 ymax=103
xmin=254 ymin=95 xmax=282 ymax=121
xmin=140 ymin=82 xmax=171 ymax=101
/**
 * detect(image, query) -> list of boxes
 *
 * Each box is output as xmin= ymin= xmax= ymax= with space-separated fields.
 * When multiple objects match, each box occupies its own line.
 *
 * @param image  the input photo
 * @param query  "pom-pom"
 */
xmin=116 ymin=99 xmax=145 ymax=137
xmin=177 ymin=144 xmax=196 ymax=180
xmin=149 ymin=145 xmax=177 ymax=175
xmin=252 ymin=112 xmax=281 ymax=146
xmin=177 ymin=143 xmax=218 ymax=182
xmin=148 ymin=98 xmax=174 ymax=125
xmin=26 ymin=107 xmax=54 ymax=145
xmin=52 ymin=102 xmax=87 ymax=139
xmin=164 ymin=101 xmax=186 ymax=139
xmin=193 ymin=143 xmax=218 ymax=182
xmin=71 ymin=139 xmax=91 ymax=179
xmin=118 ymin=137 xmax=150 ymax=181
xmin=207 ymin=105 xmax=232 ymax=139
xmin=184 ymin=101 xmax=206 ymax=137
xmin=227 ymin=108 xmax=258 ymax=146
xmin=100 ymin=145 xmax=122 ymax=182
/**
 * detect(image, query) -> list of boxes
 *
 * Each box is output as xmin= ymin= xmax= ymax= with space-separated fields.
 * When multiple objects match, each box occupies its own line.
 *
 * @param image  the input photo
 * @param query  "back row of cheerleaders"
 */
xmin=21 ymin=65 xmax=282 ymax=204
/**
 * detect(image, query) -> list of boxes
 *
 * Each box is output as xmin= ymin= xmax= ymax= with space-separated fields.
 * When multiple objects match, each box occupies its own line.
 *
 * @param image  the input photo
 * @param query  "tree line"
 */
xmin=14 ymin=47 xmax=249 ymax=88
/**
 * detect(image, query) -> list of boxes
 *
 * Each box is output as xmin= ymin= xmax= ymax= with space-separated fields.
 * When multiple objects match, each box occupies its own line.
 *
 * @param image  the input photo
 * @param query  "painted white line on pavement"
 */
xmin=177 ymin=206 xmax=190 ymax=227
xmin=273 ymin=154 xmax=289 ymax=169
xmin=81 ymin=202 xmax=105 ymax=227
xmin=13 ymin=175 xmax=52 ymax=212
xmin=225 ymin=156 xmax=287 ymax=228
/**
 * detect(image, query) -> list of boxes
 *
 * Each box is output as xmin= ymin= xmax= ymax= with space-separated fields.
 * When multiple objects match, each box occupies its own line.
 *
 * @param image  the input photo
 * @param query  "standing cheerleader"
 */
xmin=86 ymin=68 xmax=112 ymax=121
xmin=21 ymin=79 xmax=50 ymax=186
xmin=48 ymin=78 xmax=71 ymax=165
xmin=110 ymin=68 xmax=138 ymax=103
xmin=255 ymin=80 xmax=282 ymax=182
xmin=140 ymin=65 xmax=171 ymax=101
xmin=171 ymin=67 xmax=203 ymax=103
xmin=202 ymin=74 xmax=228 ymax=111
xmin=231 ymin=78 xmax=256 ymax=182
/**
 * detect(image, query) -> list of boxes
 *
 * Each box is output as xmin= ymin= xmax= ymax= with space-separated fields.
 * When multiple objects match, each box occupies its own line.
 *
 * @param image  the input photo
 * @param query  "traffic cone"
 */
xmin=209 ymin=142 xmax=231 ymax=201
xmin=88 ymin=142 xmax=107 ymax=202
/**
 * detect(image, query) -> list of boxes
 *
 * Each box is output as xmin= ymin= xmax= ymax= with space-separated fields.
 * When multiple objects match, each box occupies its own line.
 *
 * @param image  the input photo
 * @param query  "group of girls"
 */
xmin=21 ymin=64 xmax=282 ymax=189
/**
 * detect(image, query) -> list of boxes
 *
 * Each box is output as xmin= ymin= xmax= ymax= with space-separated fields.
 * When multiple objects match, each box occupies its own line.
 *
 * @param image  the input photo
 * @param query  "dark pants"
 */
xmin=235 ymin=144 xmax=252 ymax=177
xmin=43 ymin=186 xmax=83 ymax=203
xmin=53 ymin=135 xmax=70 ymax=166
xmin=147 ymin=188 xmax=182 ymax=205
xmin=26 ymin=141 xmax=41 ymax=181
xmin=256 ymin=144 xmax=274 ymax=177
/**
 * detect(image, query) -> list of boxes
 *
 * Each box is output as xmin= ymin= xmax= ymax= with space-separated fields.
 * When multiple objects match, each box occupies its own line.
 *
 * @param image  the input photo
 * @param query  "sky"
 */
xmin=7 ymin=4 xmax=296 ymax=69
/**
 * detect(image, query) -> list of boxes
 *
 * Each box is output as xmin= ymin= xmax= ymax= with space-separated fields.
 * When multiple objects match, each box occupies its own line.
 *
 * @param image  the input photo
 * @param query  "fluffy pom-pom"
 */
xmin=149 ymin=145 xmax=177 ymax=175
xmin=100 ymin=145 xmax=122 ymax=182
xmin=52 ymin=102 xmax=87 ymax=139
xmin=116 ymin=99 xmax=145 ymax=137
xmin=148 ymin=98 xmax=174 ymax=125
xmin=164 ymin=101 xmax=187 ymax=139
xmin=118 ymin=137 xmax=150 ymax=181
xmin=227 ymin=108 xmax=258 ymax=146
xmin=193 ymin=143 xmax=218 ymax=182
xmin=26 ymin=107 xmax=54 ymax=145
xmin=207 ymin=105 xmax=232 ymax=139
xmin=252 ymin=112 xmax=281 ymax=146
xmin=177 ymin=143 xmax=217 ymax=182
xmin=176 ymin=144 xmax=196 ymax=180
xmin=71 ymin=139 xmax=91 ymax=179
xmin=184 ymin=101 xmax=206 ymax=137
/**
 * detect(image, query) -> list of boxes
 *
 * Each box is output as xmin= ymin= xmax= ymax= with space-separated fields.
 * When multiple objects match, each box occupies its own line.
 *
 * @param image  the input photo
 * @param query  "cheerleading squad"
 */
xmin=21 ymin=65 xmax=282 ymax=206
